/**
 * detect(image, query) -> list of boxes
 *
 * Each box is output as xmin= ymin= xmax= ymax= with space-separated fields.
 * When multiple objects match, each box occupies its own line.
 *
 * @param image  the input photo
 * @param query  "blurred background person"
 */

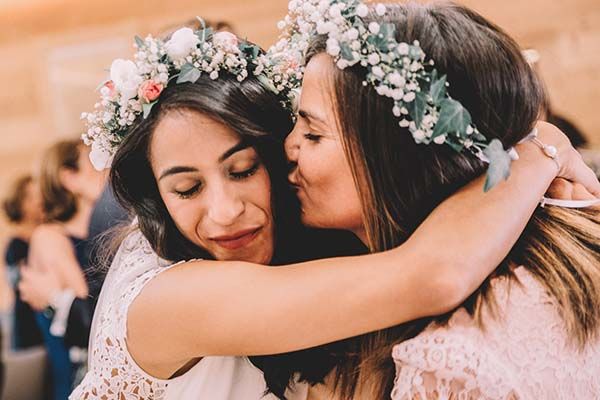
xmin=1 ymin=174 xmax=44 ymax=350
xmin=24 ymin=139 xmax=104 ymax=400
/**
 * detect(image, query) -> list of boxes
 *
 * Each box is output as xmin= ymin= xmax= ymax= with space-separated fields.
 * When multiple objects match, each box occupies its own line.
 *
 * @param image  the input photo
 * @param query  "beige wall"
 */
xmin=1 ymin=0 xmax=599 ymax=245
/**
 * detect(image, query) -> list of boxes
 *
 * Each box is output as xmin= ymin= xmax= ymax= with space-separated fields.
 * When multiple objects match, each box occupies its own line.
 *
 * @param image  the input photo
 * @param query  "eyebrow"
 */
xmin=158 ymin=140 xmax=252 ymax=181
xmin=298 ymin=109 xmax=328 ymax=125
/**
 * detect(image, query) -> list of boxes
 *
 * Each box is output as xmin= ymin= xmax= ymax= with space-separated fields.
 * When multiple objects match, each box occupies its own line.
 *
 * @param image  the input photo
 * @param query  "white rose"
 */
xmin=165 ymin=27 xmax=200 ymax=61
xmin=110 ymin=59 xmax=142 ymax=100
xmin=375 ymin=4 xmax=387 ymax=16
xmin=89 ymin=140 xmax=114 ymax=171
xmin=213 ymin=31 xmax=239 ymax=51
xmin=356 ymin=4 xmax=369 ymax=18
xmin=347 ymin=28 xmax=359 ymax=41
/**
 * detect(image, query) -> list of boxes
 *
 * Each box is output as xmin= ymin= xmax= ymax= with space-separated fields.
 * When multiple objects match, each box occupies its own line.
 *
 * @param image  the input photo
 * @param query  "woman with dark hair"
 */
xmin=28 ymin=139 xmax=105 ymax=400
xmin=282 ymin=1 xmax=600 ymax=398
xmin=71 ymin=21 xmax=599 ymax=399
xmin=2 ymin=174 xmax=44 ymax=350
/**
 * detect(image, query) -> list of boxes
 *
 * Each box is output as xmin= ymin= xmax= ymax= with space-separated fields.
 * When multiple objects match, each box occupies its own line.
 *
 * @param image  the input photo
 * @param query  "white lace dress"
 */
xmin=70 ymin=229 xmax=307 ymax=400
xmin=391 ymin=267 xmax=600 ymax=400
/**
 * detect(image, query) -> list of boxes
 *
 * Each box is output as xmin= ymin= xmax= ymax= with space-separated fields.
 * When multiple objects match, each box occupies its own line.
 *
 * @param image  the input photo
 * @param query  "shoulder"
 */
xmin=391 ymin=310 xmax=518 ymax=400
xmin=30 ymin=223 xmax=69 ymax=244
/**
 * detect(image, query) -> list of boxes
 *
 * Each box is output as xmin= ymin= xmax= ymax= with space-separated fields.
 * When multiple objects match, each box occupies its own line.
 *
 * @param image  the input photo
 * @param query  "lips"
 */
xmin=210 ymin=227 xmax=261 ymax=250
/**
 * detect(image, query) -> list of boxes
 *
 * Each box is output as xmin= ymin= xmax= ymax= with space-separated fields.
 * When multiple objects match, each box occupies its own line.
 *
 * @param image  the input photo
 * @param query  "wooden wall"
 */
xmin=1 ymin=0 xmax=599 ymax=245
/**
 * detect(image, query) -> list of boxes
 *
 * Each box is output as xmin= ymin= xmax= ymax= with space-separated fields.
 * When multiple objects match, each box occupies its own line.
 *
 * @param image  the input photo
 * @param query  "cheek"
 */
xmin=161 ymin=194 xmax=200 ymax=241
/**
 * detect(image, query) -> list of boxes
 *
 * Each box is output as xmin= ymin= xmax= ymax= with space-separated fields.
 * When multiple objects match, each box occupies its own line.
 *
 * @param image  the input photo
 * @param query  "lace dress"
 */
xmin=391 ymin=267 xmax=600 ymax=400
xmin=70 ymin=229 xmax=308 ymax=400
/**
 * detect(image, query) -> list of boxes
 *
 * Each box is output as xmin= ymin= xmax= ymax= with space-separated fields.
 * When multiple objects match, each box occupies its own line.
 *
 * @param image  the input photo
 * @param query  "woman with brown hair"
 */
xmin=28 ymin=139 xmax=105 ymax=400
xmin=283 ymin=1 xmax=600 ymax=398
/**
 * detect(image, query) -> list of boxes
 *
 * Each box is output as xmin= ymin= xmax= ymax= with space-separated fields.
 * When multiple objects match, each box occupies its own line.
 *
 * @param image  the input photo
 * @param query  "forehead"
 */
xmin=150 ymin=110 xmax=242 ymax=168
xmin=301 ymin=54 xmax=335 ymax=107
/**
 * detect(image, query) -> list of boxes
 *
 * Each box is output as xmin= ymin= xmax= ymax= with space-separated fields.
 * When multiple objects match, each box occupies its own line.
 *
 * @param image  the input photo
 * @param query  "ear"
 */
xmin=58 ymin=167 xmax=79 ymax=195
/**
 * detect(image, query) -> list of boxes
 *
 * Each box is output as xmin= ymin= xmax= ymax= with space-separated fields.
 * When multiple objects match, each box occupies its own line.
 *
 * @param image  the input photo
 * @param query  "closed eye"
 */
xmin=230 ymin=162 xmax=260 ymax=180
xmin=303 ymin=133 xmax=322 ymax=142
xmin=175 ymin=184 xmax=201 ymax=199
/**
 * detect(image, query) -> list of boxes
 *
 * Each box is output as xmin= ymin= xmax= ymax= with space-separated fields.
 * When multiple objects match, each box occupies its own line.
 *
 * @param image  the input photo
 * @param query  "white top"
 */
xmin=391 ymin=267 xmax=600 ymax=400
xmin=70 ymin=229 xmax=307 ymax=400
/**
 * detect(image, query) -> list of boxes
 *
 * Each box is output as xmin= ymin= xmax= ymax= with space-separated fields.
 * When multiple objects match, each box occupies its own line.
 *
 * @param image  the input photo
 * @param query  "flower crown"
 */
xmin=82 ymin=22 xmax=287 ymax=170
xmin=267 ymin=0 xmax=519 ymax=191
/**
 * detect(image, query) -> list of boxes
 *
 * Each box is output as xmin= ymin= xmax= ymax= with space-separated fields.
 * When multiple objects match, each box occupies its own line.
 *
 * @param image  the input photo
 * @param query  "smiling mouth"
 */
xmin=211 ymin=228 xmax=261 ymax=250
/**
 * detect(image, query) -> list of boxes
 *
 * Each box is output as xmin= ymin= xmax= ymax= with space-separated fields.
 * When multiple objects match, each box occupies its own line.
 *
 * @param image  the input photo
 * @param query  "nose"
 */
xmin=206 ymin=183 xmax=245 ymax=227
xmin=284 ymin=126 xmax=301 ymax=164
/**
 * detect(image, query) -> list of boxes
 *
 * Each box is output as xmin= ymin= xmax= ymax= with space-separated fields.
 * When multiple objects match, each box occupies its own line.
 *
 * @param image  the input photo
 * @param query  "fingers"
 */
xmin=546 ymin=178 xmax=573 ymax=200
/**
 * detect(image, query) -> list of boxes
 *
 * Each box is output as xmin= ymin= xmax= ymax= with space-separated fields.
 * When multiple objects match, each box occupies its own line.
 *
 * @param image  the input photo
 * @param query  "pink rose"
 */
xmin=138 ymin=80 xmax=164 ymax=103
xmin=213 ymin=31 xmax=239 ymax=50
xmin=100 ymin=80 xmax=117 ymax=98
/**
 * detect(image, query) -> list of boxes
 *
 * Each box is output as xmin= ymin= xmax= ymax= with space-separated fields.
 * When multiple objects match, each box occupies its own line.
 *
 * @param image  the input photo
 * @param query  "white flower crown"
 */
xmin=82 ymin=22 xmax=288 ymax=171
xmin=266 ymin=0 xmax=520 ymax=191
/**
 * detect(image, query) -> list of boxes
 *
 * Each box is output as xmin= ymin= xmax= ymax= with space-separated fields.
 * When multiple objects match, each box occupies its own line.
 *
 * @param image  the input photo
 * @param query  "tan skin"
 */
xmin=285 ymin=54 xmax=600 ymax=400
xmin=116 ymin=84 xmax=600 ymax=383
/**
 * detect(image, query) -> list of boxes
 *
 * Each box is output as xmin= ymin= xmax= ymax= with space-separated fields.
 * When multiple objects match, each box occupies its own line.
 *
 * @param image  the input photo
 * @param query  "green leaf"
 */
xmin=446 ymin=139 xmax=464 ymax=153
xmin=197 ymin=27 xmax=214 ymax=43
xmin=257 ymin=74 xmax=279 ymax=94
xmin=134 ymin=35 xmax=145 ymax=49
xmin=340 ymin=43 xmax=354 ymax=61
xmin=432 ymin=98 xmax=472 ymax=138
xmin=406 ymin=91 xmax=428 ymax=127
xmin=240 ymin=43 xmax=260 ymax=59
xmin=483 ymin=139 xmax=512 ymax=192
xmin=430 ymin=75 xmax=447 ymax=104
xmin=380 ymin=23 xmax=396 ymax=41
xmin=142 ymin=101 xmax=157 ymax=119
xmin=177 ymin=63 xmax=201 ymax=84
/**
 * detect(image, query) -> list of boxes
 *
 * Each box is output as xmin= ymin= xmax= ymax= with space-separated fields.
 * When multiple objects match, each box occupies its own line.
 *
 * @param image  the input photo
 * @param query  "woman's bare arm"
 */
xmin=129 ymin=122 xmax=600 ymax=377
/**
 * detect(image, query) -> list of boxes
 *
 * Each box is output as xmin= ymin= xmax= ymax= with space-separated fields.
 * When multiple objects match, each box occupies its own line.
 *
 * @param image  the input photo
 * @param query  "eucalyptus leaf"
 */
xmin=432 ymin=98 xmax=472 ymax=138
xmin=142 ymin=101 xmax=157 ymax=119
xmin=446 ymin=140 xmax=464 ymax=153
xmin=177 ymin=63 xmax=201 ymax=84
xmin=380 ymin=23 xmax=396 ymax=41
xmin=240 ymin=43 xmax=260 ymax=59
xmin=134 ymin=35 xmax=145 ymax=49
xmin=483 ymin=139 xmax=512 ymax=192
xmin=197 ymin=28 xmax=214 ymax=43
xmin=340 ymin=43 xmax=354 ymax=61
xmin=406 ymin=91 xmax=428 ymax=127
xmin=430 ymin=75 xmax=447 ymax=104
xmin=257 ymin=74 xmax=279 ymax=94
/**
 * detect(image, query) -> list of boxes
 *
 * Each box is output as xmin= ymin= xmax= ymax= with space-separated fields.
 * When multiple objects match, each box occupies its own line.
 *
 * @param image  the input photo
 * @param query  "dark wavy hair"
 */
xmin=108 ymin=42 xmax=366 ymax=396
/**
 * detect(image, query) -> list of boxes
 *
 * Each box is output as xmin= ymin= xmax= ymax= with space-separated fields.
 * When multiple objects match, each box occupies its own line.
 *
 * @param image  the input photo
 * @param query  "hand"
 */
xmin=547 ymin=178 xmax=598 ymax=201
xmin=535 ymin=121 xmax=600 ymax=197
xmin=18 ymin=266 xmax=62 ymax=311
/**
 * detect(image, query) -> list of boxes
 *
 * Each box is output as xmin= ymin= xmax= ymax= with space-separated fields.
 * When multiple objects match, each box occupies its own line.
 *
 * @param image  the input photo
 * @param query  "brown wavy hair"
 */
xmin=295 ymin=2 xmax=600 ymax=398
xmin=39 ymin=139 xmax=82 ymax=222
xmin=2 ymin=174 xmax=34 ymax=223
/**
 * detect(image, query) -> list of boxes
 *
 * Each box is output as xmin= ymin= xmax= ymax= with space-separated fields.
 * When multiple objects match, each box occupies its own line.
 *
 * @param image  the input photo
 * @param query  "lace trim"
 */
xmin=71 ymin=230 xmax=200 ymax=400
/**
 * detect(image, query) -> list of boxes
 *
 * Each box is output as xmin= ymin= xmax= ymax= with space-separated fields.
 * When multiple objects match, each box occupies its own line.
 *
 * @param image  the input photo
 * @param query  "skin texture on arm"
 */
xmin=129 ymin=122 xmax=600 ymax=378
xmin=29 ymin=225 xmax=88 ymax=299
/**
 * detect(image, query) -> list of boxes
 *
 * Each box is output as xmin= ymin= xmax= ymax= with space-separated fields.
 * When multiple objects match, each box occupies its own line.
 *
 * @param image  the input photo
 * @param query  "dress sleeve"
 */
xmin=390 ymin=321 xmax=520 ymax=400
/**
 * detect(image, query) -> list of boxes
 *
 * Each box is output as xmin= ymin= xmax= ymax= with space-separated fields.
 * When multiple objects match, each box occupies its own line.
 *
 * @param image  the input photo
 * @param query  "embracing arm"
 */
xmin=129 ymin=122 xmax=600 ymax=375
xmin=29 ymin=225 xmax=88 ymax=299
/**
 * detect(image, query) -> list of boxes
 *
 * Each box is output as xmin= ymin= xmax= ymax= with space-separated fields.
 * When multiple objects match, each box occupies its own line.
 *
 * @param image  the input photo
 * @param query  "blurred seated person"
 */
xmin=25 ymin=139 xmax=105 ymax=400
xmin=2 ymin=174 xmax=44 ymax=349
